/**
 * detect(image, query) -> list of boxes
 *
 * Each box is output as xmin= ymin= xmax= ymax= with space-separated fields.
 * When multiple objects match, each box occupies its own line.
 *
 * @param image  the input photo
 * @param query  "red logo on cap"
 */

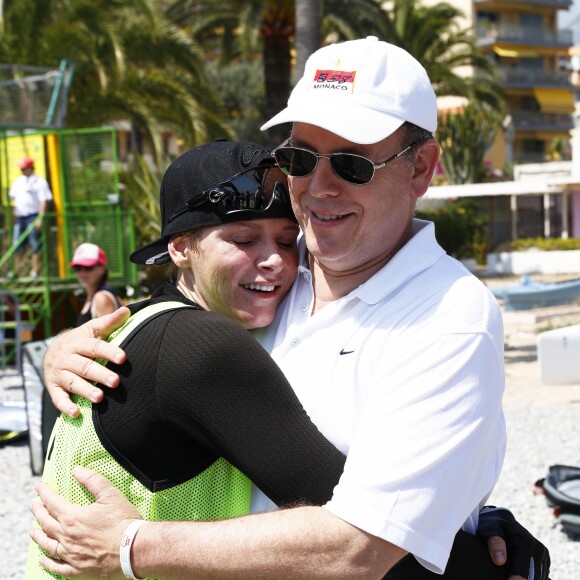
xmin=313 ymin=70 xmax=356 ymax=84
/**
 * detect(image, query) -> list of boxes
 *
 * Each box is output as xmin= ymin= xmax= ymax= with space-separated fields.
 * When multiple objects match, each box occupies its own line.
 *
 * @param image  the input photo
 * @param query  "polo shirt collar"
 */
xmin=297 ymin=219 xmax=446 ymax=306
xmin=355 ymin=219 xmax=445 ymax=305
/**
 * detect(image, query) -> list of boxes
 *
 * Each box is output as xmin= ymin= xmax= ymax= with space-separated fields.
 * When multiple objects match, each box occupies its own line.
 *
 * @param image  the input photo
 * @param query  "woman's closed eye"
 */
xmin=231 ymin=238 xmax=256 ymax=247
xmin=277 ymin=238 xmax=297 ymax=249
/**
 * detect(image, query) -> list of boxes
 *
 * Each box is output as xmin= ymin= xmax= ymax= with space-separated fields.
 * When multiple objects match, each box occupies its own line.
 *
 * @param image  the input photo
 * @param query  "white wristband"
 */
xmin=120 ymin=519 xmax=148 ymax=580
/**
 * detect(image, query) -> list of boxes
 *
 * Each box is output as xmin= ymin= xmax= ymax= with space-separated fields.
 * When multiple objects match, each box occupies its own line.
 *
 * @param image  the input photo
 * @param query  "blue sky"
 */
xmin=558 ymin=0 xmax=580 ymax=28
xmin=560 ymin=2 xmax=580 ymax=41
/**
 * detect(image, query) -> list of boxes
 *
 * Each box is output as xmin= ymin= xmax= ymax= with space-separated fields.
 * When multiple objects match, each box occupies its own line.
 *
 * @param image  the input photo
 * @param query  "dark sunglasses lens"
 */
xmin=331 ymin=154 xmax=374 ymax=185
xmin=275 ymin=148 xmax=317 ymax=177
xmin=219 ymin=166 xmax=288 ymax=211
xmin=73 ymin=265 xmax=94 ymax=272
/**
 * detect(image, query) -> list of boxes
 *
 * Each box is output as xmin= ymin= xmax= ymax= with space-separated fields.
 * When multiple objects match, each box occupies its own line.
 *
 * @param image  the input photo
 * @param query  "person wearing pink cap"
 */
xmin=33 ymin=39 xmax=549 ymax=579
xmin=9 ymin=156 xmax=52 ymax=278
xmin=69 ymin=243 xmax=122 ymax=326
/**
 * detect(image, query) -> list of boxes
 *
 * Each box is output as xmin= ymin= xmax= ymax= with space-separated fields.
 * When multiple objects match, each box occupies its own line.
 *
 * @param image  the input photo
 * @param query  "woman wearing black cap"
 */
xmin=27 ymin=140 xmax=346 ymax=579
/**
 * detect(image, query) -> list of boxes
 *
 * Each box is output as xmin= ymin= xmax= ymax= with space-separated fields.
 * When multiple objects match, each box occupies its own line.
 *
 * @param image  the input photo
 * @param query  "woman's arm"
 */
xmin=145 ymin=309 xmax=347 ymax=506
xmin=91 ymin=290 xmax=121 ymax=319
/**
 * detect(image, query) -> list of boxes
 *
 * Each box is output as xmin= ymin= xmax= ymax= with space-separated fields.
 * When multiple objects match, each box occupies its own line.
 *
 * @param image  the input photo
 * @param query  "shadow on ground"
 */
xmin=504 ymin=343 xmax=538 ymax=364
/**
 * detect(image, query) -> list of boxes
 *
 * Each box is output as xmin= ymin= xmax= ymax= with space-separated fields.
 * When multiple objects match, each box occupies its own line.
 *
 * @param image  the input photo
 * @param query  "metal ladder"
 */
xmin=0 ymin=290 xmax=30 ymax=375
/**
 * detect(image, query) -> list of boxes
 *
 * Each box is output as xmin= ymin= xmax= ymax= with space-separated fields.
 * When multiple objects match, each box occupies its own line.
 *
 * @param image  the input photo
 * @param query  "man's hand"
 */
xmin=44 ymin=307 xmax=130 ymax=417
xmin=478 ymin=507 xmax=550 ymax=580
xmin=30 ymin=466 xmax=140 ymax=579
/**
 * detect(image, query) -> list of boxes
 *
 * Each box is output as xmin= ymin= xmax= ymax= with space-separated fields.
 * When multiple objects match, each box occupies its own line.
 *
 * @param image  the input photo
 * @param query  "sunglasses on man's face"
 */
xmin=73 ymin=265 xmax=96 ymax=272
xmin=273 ymin=142 xmax=418 ymax=185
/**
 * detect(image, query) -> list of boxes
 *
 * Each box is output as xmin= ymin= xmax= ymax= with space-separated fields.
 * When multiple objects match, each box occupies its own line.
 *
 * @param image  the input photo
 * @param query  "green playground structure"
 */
xmin=0 ymin=62 xmax=137 ymax=370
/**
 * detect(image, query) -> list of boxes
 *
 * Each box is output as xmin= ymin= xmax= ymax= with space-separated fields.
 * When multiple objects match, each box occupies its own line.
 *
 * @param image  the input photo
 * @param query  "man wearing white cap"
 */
xmin=9 ymin=156 xmax=52 ymax=278
xmin=33 ymin=38 xmax=548 ymax=580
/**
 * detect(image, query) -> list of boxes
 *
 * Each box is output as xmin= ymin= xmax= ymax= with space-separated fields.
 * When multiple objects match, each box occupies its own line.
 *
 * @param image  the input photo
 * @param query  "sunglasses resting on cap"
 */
xmin=168 ymin=164 xmax=291 ymax=223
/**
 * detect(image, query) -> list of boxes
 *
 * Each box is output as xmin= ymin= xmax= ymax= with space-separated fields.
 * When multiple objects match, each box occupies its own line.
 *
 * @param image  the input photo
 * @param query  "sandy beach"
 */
xmin=487 ymin=300 xmax=580 ymax=580
xmin=1 ymin=300 xmax=580 ymax=578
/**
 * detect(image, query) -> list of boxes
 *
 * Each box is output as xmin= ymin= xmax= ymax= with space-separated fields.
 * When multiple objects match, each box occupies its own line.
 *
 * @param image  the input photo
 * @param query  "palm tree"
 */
xmin=0 ymin=0 xmax=231 ymax=159
xmin=375 ymin=0 xmax=505 ymax=111
xmin=168 ymin=0 xmax=388 ymax=144
xmin=294 ymin=0 xmax=320 ymax=80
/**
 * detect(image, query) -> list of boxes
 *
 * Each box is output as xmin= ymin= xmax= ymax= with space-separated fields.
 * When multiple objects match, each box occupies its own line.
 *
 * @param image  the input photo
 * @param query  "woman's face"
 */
xmin=74 ymin=264 xmax=106 ymax=291
xmin=174 ymin=218 xmax=300 ymax=329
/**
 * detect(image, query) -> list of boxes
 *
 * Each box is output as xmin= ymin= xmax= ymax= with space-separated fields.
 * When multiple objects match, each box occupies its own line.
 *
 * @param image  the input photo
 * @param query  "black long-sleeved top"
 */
xmin=95 ymin=283 xmax=345 ymax=507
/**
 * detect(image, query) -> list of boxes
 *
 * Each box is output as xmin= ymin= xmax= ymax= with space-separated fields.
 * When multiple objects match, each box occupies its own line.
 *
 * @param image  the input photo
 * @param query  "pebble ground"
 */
xmin=1 ymin=318 xmax=579 ymax=579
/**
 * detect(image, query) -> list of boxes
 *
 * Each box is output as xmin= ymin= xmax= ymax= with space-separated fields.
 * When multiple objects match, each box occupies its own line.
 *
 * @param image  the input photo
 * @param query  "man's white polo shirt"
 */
xmin=9 ymin=174 xmax=52 ymax=216
xmin=253 ymin=219 xmax=506 ymax=574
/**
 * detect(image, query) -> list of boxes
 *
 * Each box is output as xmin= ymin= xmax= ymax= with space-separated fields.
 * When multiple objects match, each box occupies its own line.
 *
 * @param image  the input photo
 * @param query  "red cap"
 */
xmin=69 ymin=243 xmax=108 ymax=268
xmin=18 ymin=157 xmax=35 ymax=170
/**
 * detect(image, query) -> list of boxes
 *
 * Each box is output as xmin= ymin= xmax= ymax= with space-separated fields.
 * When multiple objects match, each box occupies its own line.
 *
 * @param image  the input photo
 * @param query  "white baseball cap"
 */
xmin=261 ymin=36 xmax=437 ymax=144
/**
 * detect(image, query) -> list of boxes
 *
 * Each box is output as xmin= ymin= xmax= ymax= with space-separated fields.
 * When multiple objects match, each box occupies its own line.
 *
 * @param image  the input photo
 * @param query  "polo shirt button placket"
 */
xmin=291 ymin=337 xmax=300 ymax=347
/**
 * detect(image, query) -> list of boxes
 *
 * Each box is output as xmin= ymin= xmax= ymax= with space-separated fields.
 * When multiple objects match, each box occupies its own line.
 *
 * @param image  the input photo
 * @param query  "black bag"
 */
xmin=22 ymin=338 xmax=58 ymax=475
xmin=535 ymin=464 xmax=580 ymax=535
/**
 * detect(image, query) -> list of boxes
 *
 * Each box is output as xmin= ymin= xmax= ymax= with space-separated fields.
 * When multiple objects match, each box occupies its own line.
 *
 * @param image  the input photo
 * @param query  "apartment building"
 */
xmin=426 ymin=0 xmax=576 ymax=167
xmin=420 ymin=0 xmax=580 ymax=250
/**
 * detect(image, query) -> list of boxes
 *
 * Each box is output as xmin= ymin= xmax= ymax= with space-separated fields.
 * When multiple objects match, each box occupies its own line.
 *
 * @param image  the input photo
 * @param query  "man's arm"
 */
xmin=31 ymin=469 xmax=545 ymax=580
xmin=43 ymin=308 xmax=129 ymax=417
xmin=35 ymin=200 xmax=47 ymax=230
xmin=31 ymin=467 xmax=405 ymax=579
xmin=136 ymin=507 xmax=402 ymax=579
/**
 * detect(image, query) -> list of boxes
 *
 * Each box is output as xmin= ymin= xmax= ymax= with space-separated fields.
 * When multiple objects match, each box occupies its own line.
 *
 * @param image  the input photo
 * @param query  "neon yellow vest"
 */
xmin=26 ymin=301 xmax=251 ymax=579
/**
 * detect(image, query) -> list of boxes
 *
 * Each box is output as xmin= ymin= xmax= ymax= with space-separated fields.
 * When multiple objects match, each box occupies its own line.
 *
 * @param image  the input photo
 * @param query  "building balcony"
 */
xmin=513 ymin=151 xmax=552 ymax=164
xmin=477 ymin=25 xmax=573 ymax=48
xmin=475 ymin=0 xmax=572 ymax=8
xmin=511 ymin=110 xmax=574 ymax=131
xmin=501 ymin=68 xmax=572 ymax=89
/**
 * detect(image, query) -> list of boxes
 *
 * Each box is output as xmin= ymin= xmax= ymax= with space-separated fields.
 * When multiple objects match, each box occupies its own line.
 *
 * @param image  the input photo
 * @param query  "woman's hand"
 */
xmin=44 ymin=307 xmax=130 ymax=417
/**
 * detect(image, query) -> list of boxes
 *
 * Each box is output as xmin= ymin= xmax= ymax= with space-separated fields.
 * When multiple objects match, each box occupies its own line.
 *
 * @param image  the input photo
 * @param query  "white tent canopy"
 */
xmin=425 ymin=180 xmax=560 ymax=200
xmin=424 ymin=177 xmax=580 ymax=240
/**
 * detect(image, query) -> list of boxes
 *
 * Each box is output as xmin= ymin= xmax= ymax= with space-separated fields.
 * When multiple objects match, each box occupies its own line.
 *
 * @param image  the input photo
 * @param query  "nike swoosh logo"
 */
xmin=340 ymin=349 xmax=354 ymax=355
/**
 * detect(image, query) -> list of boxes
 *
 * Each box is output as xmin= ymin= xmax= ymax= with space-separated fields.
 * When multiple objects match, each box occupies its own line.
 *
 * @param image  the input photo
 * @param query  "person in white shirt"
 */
xmin=9 ymin=156 xmax=52 ymax=278
xmin=32 ymin=38 xmax=549 ymax=580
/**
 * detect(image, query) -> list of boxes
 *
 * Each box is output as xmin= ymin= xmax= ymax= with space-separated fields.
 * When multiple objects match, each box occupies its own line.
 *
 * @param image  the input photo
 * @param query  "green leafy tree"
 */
xmin=205 ymin=60 xmax=267 ymax=144
xmin=437 ymin=103 xmax=503 ymax=184
xmin=416 ymin=198 xmax=490 ymax=262
xmin=120 ymin=153 xmax=169 ymax=292
xmin=0 ymin=0 xmax=232 ymax=159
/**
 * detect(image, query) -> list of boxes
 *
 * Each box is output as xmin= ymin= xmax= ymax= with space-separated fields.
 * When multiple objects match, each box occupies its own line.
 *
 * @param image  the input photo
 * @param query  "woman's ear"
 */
xmin=168 ymin=235 xmax=190 ymax=268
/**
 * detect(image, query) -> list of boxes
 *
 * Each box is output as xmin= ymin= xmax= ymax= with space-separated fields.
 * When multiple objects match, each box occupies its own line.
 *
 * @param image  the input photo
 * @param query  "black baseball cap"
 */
xmin=130 ymin=140 xmax=296 ymax=266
